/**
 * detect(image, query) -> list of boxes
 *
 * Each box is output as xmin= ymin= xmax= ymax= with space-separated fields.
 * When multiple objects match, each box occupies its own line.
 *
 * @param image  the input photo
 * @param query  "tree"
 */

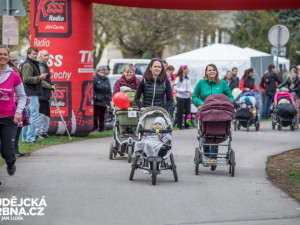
xmin=279 ymin=9 xmax=300 ymax=65
xmin=0 ymin=0 xmax=30 ymax=51
xmin=231 ymin=11 xmax=279 ymax=53
xmin=92 ymin=5 xmax=219 ymax=66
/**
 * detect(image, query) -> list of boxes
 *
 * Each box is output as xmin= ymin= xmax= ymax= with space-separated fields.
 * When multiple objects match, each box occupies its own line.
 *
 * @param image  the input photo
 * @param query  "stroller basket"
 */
xmin=201 ymin=120 xmax=231 ymax=144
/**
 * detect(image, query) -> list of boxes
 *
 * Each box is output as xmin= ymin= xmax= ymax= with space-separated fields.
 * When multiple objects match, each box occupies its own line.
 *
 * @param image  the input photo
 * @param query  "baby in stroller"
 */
xmin=234 ymin=92 xmax=260 ymax=131
xmin=130 ymin=107 xmax=178 ymax=185
xmin=135 ymin=117 xmax=171 ymax=160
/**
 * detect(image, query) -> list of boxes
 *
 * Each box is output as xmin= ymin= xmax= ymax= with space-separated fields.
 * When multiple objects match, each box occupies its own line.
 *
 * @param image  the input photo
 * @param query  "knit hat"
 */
xmin=153 ymin=117 xmax=166 ymax=127
xmin=244 ymin=96 xmax=250 ymax=103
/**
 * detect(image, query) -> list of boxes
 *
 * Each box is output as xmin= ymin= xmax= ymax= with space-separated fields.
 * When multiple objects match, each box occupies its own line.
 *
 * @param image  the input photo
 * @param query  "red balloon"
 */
xmin=113 ymin=92 xmax=130 ymax=109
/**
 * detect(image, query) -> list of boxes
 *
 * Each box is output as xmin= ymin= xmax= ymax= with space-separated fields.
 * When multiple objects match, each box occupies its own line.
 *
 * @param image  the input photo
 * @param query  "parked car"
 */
xmin=109 ymin=59 xmax=150 ymax=75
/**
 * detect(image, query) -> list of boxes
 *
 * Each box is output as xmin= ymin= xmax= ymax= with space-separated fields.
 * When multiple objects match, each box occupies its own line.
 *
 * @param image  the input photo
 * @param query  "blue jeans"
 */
xmin=203 ymin=144 xmax=218 ymax=159
xmin=262 ymin=93 xmax=274 ymax=119
xmin=22 ymin=96 xmax=39 ymax=142
xmin=259 ymin=92 xmax=266 ymax=118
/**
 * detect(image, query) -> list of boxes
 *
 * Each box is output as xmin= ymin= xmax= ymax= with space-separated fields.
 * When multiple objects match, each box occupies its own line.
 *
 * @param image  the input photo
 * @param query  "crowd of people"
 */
xmin=2 ymin=44 xmax=300 ymax=178
xmin=94 ymin=58 xmax=300 ymax=132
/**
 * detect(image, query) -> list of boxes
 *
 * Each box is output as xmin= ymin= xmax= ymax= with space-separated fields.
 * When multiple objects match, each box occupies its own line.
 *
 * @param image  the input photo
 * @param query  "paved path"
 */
xmin=0 ymin=122 xmax=299 ymax=225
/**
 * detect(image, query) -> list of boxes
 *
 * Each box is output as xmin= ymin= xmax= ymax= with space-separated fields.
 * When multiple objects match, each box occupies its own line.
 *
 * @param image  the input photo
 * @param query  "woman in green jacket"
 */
xmin=192 ymin=64 xmax=233 ymax=170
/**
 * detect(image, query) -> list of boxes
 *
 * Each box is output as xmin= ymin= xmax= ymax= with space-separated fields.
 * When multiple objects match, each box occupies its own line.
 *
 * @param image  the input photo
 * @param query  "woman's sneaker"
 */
xmin=202 ymin=156 xmax=209 ymax=167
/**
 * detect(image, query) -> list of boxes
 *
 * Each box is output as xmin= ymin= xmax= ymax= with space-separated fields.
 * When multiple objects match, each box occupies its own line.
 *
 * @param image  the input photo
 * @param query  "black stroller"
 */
xmin=129 ymin=107 xmax=178 ymax=185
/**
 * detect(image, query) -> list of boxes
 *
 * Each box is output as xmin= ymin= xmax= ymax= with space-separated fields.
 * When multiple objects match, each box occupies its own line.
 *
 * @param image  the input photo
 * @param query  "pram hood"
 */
xmin=236 ymin=91 xmax=259 ymax=107
xmin=138 ymin=106 xmax=172 ymax=130
xmin=200 ymin=94 xmax=234 ymax=122
xmin=274 ymin=92 xmax=295 ymax=105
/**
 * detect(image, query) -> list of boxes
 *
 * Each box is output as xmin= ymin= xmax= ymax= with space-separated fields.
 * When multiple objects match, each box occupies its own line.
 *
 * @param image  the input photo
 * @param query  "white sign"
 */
xmin=128 ymin=111 xmax=137 ymax=118
xmin=2 ymin=16 xmax=19 ymax=45
xmin=268 ymin=25 xmax=289 ymax=47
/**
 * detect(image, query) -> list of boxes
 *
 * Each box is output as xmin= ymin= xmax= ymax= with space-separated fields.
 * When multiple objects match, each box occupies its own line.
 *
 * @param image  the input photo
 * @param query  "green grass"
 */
xmin=288 ymin=168 xmax=300 ymax=198
xmin=0 ymin=130 xmax=114 ymax=165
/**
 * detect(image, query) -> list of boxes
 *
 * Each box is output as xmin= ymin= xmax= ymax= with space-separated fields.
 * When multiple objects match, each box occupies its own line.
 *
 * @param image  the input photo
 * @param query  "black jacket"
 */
xmin=38 ymin=62 xmax=52 ymax=101
xmin=93 ymin=75 xmax=112 ymax=107
xmin=279 ymin=76 xmax=300 ymax=99
xmin=261 ymin=71 xmax=282 ymax=95
xmin=232 ymin=75 xmax=240 ymax=89
xmin=134 ymin=78 xmax=172 ymax=110
xmin=21 ymin=58 xmax=42 ymax=96
xmin=223 ymin=78 xmax=235 ymax=91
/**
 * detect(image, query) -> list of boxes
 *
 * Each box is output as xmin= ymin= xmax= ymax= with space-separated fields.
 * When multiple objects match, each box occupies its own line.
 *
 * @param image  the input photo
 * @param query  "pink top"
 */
xmin=0 ymin=71 xmax=22 ymax=117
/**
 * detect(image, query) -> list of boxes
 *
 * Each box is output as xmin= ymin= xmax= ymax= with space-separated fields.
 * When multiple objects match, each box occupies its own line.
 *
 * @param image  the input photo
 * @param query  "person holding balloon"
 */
xmin=134 ymin=58 xmax=172 ymax=111
xmin=93 ymin=65 xmax=112 ymax=132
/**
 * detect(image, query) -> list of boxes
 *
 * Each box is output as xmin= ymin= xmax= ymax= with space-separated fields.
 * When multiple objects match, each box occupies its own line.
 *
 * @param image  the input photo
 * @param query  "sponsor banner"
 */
xmin=31 ymin=0 xmax=94 ymax=135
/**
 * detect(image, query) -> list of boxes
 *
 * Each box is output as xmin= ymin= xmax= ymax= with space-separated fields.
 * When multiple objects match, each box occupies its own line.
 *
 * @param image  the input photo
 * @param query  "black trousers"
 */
xmin=93 ymin=105 xmax=107 ymax=132
xmin=39 ymin=100 xmax=50 ymax=117
xmin=0 ymin=117 xmax=17 ymax=165
xmin=176 ymin=97 xmax=191 ymax=129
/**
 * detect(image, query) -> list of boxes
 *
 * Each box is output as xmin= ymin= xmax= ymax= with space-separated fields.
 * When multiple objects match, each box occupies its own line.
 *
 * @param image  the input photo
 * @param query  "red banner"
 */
xmin=31 ymin=0 xmax=94 ymax=136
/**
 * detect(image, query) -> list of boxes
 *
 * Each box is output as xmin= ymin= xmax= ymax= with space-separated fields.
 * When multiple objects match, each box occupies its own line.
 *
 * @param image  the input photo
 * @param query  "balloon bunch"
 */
xmin=186 ymin=113 xmax=192 ymax=126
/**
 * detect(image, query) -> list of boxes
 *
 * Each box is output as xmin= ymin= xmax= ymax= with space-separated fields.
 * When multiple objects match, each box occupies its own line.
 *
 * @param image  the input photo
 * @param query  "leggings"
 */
xmin=0 ymin=117 xmax=17 ymax=165
xmin=176 ymin=97 xmax=191 ymax=129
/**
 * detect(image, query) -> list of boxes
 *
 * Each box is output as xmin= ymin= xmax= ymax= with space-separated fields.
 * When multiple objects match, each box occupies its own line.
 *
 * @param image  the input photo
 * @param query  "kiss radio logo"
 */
xmin=34 ymin=0 xmax=72 ymax=38
xmin=50 ymin=82 xmax=72 ymax=120
xmin=80 ymin=81 xmax=94 ymax=117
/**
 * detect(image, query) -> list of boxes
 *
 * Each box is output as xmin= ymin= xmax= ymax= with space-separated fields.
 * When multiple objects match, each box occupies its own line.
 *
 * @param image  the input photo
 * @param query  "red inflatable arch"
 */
xmin=30 ymin=0 xmax=300 ymax=136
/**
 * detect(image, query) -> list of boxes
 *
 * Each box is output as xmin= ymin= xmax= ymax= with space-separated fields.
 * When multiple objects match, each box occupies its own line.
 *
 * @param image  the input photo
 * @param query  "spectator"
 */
xmin=223 ymin=71 xmax=234 ymax=91
xmin=232 ymin=67 xmax=239 ymax=89
xmin=259 ymin=71 xmax=267 ymax=119
xmin=105 ymin=65 xmax=111 ymax=75
xmin=174 ymin=65 xmax=193 ymax=129
xmin=261 ymin=64 xmax=282 ymax=119
xmin=134 ymin=58 xmax=172 ymax=111
xmin=166 ymin=65 xmax=175 ymax=82
xmin=36 ymin=50 xmax=54 ymax=139
xmin=113 ymin=64 xmax=140 ymax=95
xmin=93 ymin=65 xmax=112 ymax=132
xmin=277 ymin=67 xmax=300 ymax=129
xmin=166 ymin=65 xmax=175 ymax=118
xmin=21 ymin=47 xmax=47 ymax=144
xmin=0 ymin=45 xmax=27 ymax=176
xmin=239 ymin=68 xmax=257 ymax=92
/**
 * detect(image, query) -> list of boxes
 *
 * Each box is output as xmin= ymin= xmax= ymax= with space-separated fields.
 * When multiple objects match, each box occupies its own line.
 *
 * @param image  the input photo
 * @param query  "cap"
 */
xmin=153 ymin=117 xmax=166 ymax=128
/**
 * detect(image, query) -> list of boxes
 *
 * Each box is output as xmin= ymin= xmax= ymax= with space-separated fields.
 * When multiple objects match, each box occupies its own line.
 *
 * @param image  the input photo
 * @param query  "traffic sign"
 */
xmin=268 ymin=25 xmax=289 ymax=47
xmin=0 ymin=0 xmax=26 ymax=16
xmin=2 ymin=16 xmax=19 ymax=45
xmin=271 ymin=47 xmax=286 ymax=57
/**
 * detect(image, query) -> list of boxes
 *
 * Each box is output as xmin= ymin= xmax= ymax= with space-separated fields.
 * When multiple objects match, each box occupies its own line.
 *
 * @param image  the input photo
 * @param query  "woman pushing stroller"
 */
xmin=192 ymin=64 xmax=233 ymax=170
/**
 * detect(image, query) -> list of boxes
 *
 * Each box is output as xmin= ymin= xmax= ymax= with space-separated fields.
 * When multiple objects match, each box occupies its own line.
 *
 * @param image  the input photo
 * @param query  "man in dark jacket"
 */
xmin=260 ymin=64 xmax=282 ymax=119
xmin=21 ymin=47 xmax=47 ymax=144
xmin=231 ymin=67 xmax=239 ymax=89
xmin=93 ymin=65 xmax=112 ymax=132
xmin=36 ymin=50 xmax=54 ymax=139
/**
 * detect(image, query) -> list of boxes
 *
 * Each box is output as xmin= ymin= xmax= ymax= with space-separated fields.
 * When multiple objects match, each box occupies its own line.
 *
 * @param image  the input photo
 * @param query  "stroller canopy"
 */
xmin=200 ymin=94 xmax=235 ymax=123
xmin=274 ymin=92 xmax=295 ymax=105
xmin=138 ymin=107 xmax=172 ymax=130
xmin=237 ymin=91 xmax=259 ymax=107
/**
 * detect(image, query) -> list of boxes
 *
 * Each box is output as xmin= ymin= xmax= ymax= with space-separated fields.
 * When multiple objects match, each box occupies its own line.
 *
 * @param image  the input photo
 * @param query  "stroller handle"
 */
xmin=115 ymin=108 xmax=140 ymax=112
xmin=138 ymin=128 xmax=172 ymax=133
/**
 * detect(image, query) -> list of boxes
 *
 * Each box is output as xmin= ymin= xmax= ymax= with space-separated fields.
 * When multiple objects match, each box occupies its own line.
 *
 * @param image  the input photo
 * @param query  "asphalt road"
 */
xmin=0 ymin=121 xmax=299 ymax=225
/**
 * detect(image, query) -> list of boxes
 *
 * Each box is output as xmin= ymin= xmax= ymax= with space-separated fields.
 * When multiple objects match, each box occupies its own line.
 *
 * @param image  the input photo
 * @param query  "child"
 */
xmin=134 ymin=117 xmax=171 ymax=158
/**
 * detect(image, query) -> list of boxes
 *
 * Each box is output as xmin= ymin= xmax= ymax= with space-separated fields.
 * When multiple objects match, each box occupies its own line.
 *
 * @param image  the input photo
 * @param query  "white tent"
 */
xmin=166 ymin=43 xmax=290 ymax=88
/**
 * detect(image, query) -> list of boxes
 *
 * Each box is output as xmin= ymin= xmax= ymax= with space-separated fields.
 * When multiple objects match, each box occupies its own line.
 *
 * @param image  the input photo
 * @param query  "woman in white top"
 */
xmin=174 ymin=65 xmax=193 ymax=129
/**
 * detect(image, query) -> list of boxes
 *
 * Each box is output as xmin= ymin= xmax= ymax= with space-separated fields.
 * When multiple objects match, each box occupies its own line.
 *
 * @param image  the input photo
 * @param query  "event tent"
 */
xmin=166 ymin=43 xmax=290 ymax=88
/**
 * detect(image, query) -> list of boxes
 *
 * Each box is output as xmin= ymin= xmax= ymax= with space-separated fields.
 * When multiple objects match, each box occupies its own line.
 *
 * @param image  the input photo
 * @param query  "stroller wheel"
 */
xmin=129 ymin=155 xmax=139 ymax=181
xmin=170 ymin=153 xmax=178 ymax=182
xmin=229 ymin=150 xmax=235 ymax=177
xmin=272 ymin=120 xmax=275 ymax=130
xmin=109 ymin=142 xmax=114 ymax=160
xmin=290 ymin=125 xmax=294 ymax=131
xmin=194 ymin=147 xmax=200 ymax=175
xmin=234 ymin=120 xmax=237 ymax=131
xmin=278 ymin=125 xmax=282 ymax=131
xmin=211 ymin=165 xmax=217 ymax=171
xmin=255 ymin=122 xmax=259 ymax=131
xmin=152 ymin=162 xmax=157 ymax=185
xmin=247 ymin=124 xmax=250 ymax=132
